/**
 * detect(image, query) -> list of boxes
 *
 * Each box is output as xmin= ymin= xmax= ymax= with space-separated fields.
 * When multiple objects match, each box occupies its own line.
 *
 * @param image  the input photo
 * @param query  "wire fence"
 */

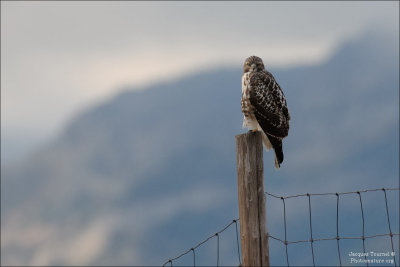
xmin=161 ymin=218 xmax=241 ymax=267
xmin=266 ymin=187 xmax=399 ymax=267
xmin=162 ymin=187 xmax=399 ymax=266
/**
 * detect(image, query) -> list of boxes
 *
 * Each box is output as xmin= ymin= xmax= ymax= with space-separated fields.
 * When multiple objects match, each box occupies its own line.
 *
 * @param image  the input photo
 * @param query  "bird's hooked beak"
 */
xmin=250 ymin=63 xmax=256 ymax=72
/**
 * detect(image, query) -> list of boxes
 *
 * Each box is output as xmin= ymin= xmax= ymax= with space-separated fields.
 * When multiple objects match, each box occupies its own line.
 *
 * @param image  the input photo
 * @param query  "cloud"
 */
xmin=1 ymin=183 xmax=232 ymax=265
xmin=2 ymin=219 xmax=113 ymax=265
xmin=2 ymin=1 xmax=398 ymax=163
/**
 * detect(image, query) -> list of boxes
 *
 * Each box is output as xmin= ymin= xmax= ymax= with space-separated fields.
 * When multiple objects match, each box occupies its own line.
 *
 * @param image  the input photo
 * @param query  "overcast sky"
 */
xmin=1 ymin=1 xmax=398 ymax=164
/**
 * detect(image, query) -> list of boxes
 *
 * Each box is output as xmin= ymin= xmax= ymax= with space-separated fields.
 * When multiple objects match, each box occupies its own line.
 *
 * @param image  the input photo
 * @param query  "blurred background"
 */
xmin=1 ymin=2 xmax=399 ymax=266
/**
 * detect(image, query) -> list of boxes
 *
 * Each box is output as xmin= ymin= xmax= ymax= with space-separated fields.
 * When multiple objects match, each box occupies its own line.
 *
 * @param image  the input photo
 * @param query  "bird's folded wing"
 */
xmin=249 ymin=72 xmax=289 ymax=138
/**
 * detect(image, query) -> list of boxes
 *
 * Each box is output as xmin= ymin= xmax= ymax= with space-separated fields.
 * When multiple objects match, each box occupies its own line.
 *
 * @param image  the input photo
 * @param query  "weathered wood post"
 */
xmin=236 ymin=131 xmax=269 ymax=266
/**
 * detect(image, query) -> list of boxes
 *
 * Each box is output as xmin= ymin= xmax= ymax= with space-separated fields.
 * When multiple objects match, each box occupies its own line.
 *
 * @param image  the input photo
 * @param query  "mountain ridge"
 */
xmin=2 ymin=29 xmax=399 ymax=265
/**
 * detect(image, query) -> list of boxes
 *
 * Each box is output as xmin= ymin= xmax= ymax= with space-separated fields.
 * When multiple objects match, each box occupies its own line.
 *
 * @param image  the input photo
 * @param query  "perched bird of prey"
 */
xmin=241 ymin=56 xmax=290 ymax=169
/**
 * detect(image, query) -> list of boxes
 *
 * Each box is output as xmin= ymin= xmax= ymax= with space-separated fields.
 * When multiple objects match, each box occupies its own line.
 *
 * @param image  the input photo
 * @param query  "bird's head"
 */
xmin=243 ymin=56 xmax=264 ymax=73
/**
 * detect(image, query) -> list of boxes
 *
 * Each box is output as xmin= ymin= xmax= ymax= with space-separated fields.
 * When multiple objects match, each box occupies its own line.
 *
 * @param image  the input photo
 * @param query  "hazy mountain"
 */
xmin=2 ymin=29 xmax=399 ymax=266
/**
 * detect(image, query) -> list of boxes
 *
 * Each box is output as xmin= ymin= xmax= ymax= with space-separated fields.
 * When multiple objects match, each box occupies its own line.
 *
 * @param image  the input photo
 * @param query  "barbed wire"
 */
xmin=162 ymin=187 xmax=399 ymax=266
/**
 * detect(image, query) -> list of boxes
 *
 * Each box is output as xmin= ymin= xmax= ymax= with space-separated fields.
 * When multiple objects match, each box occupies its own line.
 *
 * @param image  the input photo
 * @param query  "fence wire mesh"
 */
xmin=161 ymin=219 xmax=241 ymax=267
xmin=266 ymin=187 xmax=399 ymax=266
xmin=162 ymin=187 xmax=399 ymax=266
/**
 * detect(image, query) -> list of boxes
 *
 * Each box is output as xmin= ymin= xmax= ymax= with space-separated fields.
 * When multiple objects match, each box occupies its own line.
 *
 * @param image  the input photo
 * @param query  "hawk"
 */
xmin=241 ymin=56 xmax=290 ymax=169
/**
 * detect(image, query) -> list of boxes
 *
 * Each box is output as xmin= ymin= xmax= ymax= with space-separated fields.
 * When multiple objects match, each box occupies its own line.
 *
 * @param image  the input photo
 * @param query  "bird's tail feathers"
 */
xmin=274 ymin=157 xmax=280 ymax=169
xmin=261 ymin=130 xmax=272 ymax=151
xmin=266 ymin=134 xmax=284 ymax=170
xmin=273 ymin=146 xmax=284 ymax=170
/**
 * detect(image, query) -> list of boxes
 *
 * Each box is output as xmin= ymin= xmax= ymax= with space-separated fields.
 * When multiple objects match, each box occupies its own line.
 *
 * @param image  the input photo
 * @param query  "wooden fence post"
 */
xmin=236 ymin=131 xmax=269 ymax=266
